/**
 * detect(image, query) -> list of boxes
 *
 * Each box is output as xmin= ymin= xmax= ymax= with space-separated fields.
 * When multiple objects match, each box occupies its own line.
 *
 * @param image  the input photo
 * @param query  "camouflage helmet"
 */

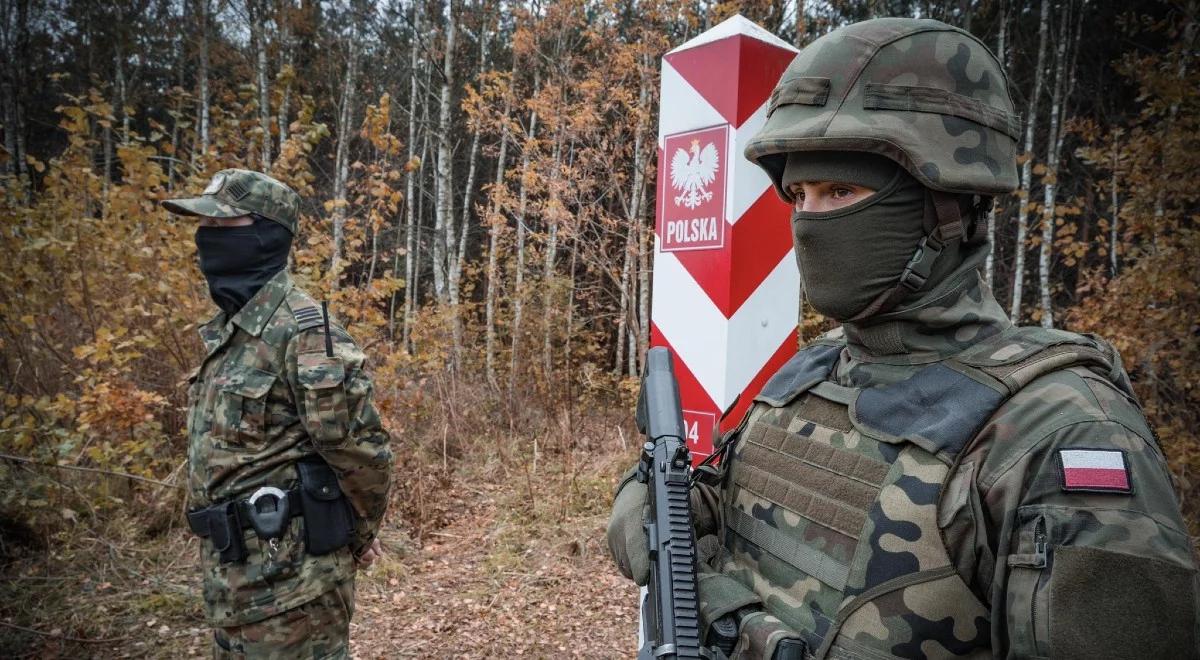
xmin=162 ymin=169 xmax=301 ymax=234
xmin=746 ymin=18 xmax=1020 ymax=200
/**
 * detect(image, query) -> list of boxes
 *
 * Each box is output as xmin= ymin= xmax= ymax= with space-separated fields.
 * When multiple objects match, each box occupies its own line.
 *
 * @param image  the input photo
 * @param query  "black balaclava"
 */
xmin=195 ymin=215 xmax=292 ymax=316
xmin=785 ymin=151 xmax=967 ymax=322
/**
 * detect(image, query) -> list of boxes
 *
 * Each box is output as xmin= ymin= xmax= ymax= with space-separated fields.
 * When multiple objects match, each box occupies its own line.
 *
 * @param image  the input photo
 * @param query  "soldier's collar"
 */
xmin=229 ymin=270 xmax=293 ymax=337
xmin=842 ymin=271 xmax=1011 ymax=364
xmin=197 ymin=311 xmax=227 ymax=353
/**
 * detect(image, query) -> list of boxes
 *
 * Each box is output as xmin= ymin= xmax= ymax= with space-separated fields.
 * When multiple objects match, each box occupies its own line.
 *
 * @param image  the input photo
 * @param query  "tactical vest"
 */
xmin=703 ymin=327 xmax=1133 ymax=660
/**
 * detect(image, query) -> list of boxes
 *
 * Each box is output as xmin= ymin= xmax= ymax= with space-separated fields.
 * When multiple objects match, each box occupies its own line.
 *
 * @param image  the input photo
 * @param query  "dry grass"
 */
xmin=0 ymin=402 xmax=642 ymax=659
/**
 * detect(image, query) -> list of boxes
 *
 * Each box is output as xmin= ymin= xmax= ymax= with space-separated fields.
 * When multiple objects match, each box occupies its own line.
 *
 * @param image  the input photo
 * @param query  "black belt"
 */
xmin=186 ymin=458 xmax=354 ymax=562
xmin=187 ymin=488 xmax=303 ymax=538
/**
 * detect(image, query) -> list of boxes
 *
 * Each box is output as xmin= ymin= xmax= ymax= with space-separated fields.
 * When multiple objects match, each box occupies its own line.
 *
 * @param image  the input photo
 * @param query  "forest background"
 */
xmin=0 ymin=0 xmax=1197 ymax=656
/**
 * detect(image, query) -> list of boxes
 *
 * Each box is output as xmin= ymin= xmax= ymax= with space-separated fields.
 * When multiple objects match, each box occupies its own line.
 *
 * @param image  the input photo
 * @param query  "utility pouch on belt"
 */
xmin=297 ymin=458 xmax=354 ymax=555
xmin=207 ymin=501 xmax=248 ymax=564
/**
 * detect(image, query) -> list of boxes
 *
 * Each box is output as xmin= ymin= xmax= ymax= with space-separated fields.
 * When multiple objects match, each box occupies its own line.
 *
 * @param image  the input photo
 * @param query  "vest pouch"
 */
xmin=207 ymin=501 xmax=248 ymax=564
xmin=297 ymin=458 xmax=354 ymax=555
xmin=733 ymin=610 xmax=805 ymax=660
xmin=698 ymin=572 xmax=762 ymax=650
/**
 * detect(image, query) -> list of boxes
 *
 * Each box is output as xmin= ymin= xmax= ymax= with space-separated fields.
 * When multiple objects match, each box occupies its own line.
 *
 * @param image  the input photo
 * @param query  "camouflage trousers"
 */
xmin=212 ymin=580 xmax=355 ymax=660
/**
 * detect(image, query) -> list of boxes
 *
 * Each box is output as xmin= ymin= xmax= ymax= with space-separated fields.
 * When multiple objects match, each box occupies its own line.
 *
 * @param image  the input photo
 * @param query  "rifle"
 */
xmin=635 ymin=347 xmax=702 ymax=659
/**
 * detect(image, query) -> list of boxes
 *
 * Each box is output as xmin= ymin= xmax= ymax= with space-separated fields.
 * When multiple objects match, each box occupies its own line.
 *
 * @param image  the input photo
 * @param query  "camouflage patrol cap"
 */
xmin=162 ymin=169 xmax=300 ymax=234
xmin=746 ymin=18 xmax=1020 ymax=200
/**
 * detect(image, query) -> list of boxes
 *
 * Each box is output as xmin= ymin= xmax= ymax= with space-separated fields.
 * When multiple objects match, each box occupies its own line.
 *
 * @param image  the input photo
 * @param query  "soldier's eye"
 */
xmin=832 ymin=186 xmax=853 ymax=199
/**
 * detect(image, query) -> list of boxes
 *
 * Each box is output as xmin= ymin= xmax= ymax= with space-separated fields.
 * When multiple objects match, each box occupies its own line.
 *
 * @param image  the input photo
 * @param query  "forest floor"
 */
xmin=0 ymin=446 xmax=640 ymax=658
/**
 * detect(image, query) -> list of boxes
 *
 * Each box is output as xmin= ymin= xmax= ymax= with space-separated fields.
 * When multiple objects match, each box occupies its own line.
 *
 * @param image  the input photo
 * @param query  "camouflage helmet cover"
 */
xmin=162 ymin=169 xmax=301 ymax=234
xmin=746 ymin=18 xmax=1020 ymax=200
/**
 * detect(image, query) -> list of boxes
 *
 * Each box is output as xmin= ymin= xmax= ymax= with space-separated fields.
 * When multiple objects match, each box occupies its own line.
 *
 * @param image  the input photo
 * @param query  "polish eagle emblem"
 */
xmin=670 ymin=138 xmax=719 ymax=209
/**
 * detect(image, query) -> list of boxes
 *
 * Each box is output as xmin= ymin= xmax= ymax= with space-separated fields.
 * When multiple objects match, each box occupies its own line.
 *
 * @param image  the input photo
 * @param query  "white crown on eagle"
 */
xmin=670 ymin=138 xmax=719 ymax=210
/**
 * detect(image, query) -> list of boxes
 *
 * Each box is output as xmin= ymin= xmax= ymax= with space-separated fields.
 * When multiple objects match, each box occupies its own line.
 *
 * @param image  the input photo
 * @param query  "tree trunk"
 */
xmin=794 ymin=0 xmax=806 ymax=47
xmin=115 ymin=38 xmax=131 ymax=148
xmin=484 ymin=73 xmax=512 ymax=387
xmin=1110 ymin=134 xmax=1120 ymax=278
xmin=1010 ymin=0 xmax=1049 ymax=322
xmin=432 ymin=2 xmax=457 ymax=304
xmin=615 ymin=71 xmax=651 ymax=375
xmin=411 ymin=124 xmax=432 ymax=351
xmin=0 ymin=3 xmax=15 ymax=177
xmin=0 ymin=0 xmax=30 ymax=196
xmin=450 ymin=5 xmax=488 ymax=368
xmin=615 ymin=231 xmax=632 ymax=374
xmin=277 ymin=0 xmax=293 ymax=148
xmin=634 ymin=194 xmax=651 ymax=377
xmin=985 ymin=0 xmax=1008 ymax=290
xmin=196 ymin=0 xmax=210 ymax=160
xmin=563 ymin=235 xmax=579 ymax=386
xmin=541 ymin=131 xmax=565 ymax=379
xmin=508 ymin=75 xmax=539 ymax=395
xmin=401 ymin=0 xmax=423 ymax=350
xmin=331 ymin=37 xmax=359 ymax=281
xmin=248 ymin=0 xmax=272 ymax=170
xmin=1038 ymin=0 xmax=1079 ymax=329
xmin=1152 ymin=5 xmax=1195 ymax=250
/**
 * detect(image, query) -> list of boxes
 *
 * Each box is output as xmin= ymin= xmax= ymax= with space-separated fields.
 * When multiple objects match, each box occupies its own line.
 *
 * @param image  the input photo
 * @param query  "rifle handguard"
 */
xmin=637 ymin=347 xmax=703 ymax=659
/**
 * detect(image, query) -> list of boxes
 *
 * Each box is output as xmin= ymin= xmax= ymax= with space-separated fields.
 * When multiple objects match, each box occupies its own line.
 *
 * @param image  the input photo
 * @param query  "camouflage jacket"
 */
xmin=185 ymin=270 xmax=393 ymax=627
xmin=693 ymin=273 xmax=1198 ymax=659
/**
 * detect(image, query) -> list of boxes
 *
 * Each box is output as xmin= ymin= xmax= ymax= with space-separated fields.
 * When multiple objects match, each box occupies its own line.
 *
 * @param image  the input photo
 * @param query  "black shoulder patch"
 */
xmin=852 ymin=363 xmax=1005 ymax=459
xmin=292 ymin=304 xmax=324 ymax=331
xmin=755 ymin=343 xmax=842 ymax=408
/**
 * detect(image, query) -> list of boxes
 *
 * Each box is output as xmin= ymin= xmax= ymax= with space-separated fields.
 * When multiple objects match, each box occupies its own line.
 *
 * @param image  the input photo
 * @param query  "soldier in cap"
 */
xmin=609 ymin=18 xmax=1198 ymax=659
xmin=163 ymin=169 xmax=394 ymax=658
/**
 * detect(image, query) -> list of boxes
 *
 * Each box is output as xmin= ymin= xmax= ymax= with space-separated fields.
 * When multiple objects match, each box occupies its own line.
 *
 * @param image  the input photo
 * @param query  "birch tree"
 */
xmin=985 ymin=0 xmax=1010 ymax=290
xmin=330 ymin=26 xmax=360 ymax=280
xmin=450 ymin=2 xmax=490 ymax=365
xmin=432 ymin=1 xmax=457 ymax=304
xmin=401 ymin=0 xmax=423 ymax=349
xmin=194 ymin=0 xmax=211 ymax=160
xmin=276 ymin=0 xmax=295 ymax=148
xmin=1037 ymin=0 xmax=1080 ymax=328
xmin=0 ymin=0 xmax=24 ymax=177
xmin=246 ymin=0 xmax=272 ymax=170
xmin=1010 ymin=0 xmax=1049 ymax=321
xmin=616 ymin=61 xmax=651 ymax=375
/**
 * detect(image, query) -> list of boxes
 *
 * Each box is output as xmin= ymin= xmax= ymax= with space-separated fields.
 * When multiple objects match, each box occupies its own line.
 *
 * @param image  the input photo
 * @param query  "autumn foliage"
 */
xmin=0 ymin=0 xmax=1197 ymax=546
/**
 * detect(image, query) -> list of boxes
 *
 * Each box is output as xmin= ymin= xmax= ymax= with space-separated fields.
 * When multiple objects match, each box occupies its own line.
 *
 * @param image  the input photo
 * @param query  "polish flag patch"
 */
xmin=1058 ymin=449 xmax=1133 ymax=493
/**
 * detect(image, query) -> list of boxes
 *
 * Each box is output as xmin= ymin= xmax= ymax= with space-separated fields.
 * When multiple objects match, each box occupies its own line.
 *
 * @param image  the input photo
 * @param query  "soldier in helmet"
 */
xmin=609 ymin=18 xmax=1198 ymax=659
xmin=163 ymin=169 xmax=394 ymax=658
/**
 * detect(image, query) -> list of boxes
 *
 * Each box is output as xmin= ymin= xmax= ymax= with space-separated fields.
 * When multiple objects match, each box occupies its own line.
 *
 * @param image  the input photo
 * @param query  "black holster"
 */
xmin=297 ymin=458 xmax=354 ymax=555
xmin=207 ymin=501 xmax=248 ymax=564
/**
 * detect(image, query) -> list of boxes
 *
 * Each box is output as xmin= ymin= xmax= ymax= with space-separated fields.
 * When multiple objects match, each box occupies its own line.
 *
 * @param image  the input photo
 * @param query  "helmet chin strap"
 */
xmin=845 ymin=190 xmax=965 ymax=323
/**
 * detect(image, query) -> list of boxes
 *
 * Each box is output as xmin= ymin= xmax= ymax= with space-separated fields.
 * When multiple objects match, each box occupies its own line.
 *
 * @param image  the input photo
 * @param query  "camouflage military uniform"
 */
xmin=610 ymin=18 xmax=1198 ymax=660
xmin=687 ymin=271 xmax=1197 ymax=659
xmin=166 ymin=170 xmax=394 ymax=659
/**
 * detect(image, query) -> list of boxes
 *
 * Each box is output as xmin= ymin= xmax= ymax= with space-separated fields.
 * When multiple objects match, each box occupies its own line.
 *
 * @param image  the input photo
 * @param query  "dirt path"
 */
xmin=1 ymin=452 xmax=640 ymax=658
xmin=351 ymin=478 xmax=638 ymax=658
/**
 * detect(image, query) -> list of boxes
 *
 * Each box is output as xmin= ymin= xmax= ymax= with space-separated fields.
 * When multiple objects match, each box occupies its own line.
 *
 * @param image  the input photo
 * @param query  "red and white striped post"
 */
xmin=651 ymin=15 xmax=800 ymax=462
